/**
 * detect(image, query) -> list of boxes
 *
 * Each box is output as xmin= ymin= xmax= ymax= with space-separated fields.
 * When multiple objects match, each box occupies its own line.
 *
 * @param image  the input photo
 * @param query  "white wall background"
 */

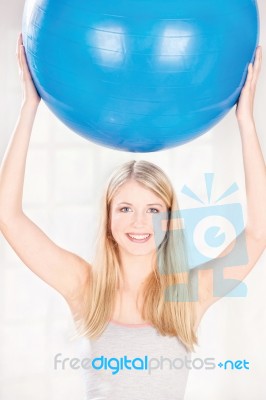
xmin=0 ymin=1 xmax=265 ymax=399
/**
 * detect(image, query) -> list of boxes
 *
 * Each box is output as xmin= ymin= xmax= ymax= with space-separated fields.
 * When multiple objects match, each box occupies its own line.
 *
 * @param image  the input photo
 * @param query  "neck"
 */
xmin=118 ymin=250 xmax=155 ymax=293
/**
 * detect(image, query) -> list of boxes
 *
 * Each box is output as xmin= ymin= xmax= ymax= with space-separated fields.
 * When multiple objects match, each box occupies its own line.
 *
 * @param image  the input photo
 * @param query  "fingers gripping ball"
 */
xmin=22 ymin=0 xmax=259 ymax=152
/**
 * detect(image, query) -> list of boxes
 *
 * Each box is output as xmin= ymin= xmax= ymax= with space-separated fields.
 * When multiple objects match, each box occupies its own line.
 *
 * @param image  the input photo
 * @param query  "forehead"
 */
xmin=112 ymin=180 xmax=163 ymax=204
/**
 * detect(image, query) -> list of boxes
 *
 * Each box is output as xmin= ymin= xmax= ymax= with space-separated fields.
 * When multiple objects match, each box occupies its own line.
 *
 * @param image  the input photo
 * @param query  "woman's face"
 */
xmin=110 ymin=179 xmax=168 ymax=257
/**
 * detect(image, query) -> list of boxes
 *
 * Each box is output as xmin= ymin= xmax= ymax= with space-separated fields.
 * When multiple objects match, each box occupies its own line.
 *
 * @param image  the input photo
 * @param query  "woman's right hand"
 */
xmin=16 ymin=33 xmax=41 ymax=107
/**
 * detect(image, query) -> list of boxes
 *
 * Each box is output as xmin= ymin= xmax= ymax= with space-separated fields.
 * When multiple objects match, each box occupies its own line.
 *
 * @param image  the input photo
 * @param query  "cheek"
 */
xmin=152 ymin=219 xmax=169 ymax=247
xmin=153 ymin=217 xmax=169 ymax=237
xmin=110 ymin=213 xmax=127 ymax=234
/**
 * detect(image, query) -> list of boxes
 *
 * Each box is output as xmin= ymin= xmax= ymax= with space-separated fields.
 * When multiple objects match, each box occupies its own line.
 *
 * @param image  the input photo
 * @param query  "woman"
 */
xmin=0 ymin=34 xmax=265 ymax=399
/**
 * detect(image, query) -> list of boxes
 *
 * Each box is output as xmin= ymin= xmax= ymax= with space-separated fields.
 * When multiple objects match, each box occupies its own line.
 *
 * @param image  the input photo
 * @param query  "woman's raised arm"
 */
xmin=191 ymin=47 xmax=266 ymax=324
xmin=0 ymin=34 xmax=91 ymax=313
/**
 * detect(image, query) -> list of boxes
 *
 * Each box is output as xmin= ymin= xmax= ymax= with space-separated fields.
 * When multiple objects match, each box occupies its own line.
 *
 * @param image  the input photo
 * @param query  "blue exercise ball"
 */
xmin=22 ymin=0 xmax=259 ymax=152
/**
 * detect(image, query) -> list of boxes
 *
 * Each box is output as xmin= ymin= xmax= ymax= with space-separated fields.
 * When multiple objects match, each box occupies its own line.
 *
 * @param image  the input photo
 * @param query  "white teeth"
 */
xmin=128 ymin=234 xmax=150 ymax=240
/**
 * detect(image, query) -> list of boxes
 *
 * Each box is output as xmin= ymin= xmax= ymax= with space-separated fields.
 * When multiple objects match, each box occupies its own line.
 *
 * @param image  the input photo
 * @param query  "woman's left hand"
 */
xmin=235 ymin=46 xmax=262 ymax=125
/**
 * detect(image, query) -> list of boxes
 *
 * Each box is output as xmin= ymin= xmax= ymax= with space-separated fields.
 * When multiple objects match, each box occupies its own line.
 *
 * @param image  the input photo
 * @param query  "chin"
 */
xmin=119 ymin=244 xmax=156 ymax=257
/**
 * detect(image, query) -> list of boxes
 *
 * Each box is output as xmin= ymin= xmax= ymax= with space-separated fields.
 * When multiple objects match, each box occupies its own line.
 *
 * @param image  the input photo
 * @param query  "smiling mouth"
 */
xmin=126 ymin=233 xmax=151 ymax=243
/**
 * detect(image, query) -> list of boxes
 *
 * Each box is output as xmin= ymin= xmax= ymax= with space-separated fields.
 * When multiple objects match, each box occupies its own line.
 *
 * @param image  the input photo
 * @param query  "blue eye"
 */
xmin=148 ymin=208 xmax=159 ymax=213
xmin=120 ymin=207 xmax=131 ymax=212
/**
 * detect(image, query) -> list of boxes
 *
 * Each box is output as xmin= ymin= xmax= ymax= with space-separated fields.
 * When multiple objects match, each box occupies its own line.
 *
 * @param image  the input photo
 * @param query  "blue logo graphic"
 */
xmin=91 ymin=355 xmax=149 ymax=375
xmin=217 ymin=359 xmax=250 ymax=370
xmin=53 ymin=353 xmax=250 ymax=374
xmin=152 ymin=173 xmax=248 ymax=300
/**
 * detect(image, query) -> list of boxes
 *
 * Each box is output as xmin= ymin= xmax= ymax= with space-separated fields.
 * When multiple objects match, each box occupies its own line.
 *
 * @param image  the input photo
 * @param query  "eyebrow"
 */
xmin=117 ymin=202 xmax=163 ymax=207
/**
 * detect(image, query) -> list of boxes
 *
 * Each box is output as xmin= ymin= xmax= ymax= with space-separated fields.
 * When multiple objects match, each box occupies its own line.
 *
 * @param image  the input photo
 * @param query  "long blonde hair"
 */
xmin=74 ymin=160 xmax=198 ymax=352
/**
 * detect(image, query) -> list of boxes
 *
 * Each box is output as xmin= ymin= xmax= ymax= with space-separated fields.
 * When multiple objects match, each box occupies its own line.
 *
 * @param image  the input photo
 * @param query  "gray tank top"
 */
xmin=77 ymin=320 xmax=191 ymax=400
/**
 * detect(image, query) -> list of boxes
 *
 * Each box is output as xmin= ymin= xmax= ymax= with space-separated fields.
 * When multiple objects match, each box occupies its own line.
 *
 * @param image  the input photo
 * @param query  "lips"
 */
xmin=126 ymin=233 xmax=151 ymax=243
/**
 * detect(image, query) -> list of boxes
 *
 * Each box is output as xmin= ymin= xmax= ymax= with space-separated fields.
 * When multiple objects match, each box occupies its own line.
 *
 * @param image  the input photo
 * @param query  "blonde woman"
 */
xmin=0 ymin=34 xmax=265 ymax=399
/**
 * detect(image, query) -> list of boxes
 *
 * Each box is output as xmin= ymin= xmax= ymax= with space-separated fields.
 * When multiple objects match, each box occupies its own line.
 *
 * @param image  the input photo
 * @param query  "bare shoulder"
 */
xmin=0 ymin=212 xmax=93 ymax=303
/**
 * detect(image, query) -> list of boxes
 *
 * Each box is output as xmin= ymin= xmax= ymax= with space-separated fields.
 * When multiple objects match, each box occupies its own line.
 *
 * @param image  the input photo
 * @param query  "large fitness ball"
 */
xmin=22 ymin=0 xmax=259 ymax=152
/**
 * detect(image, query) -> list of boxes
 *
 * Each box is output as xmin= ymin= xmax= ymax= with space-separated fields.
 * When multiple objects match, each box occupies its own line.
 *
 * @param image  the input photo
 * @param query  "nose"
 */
xmin=131 ymin=210 xmax=147 ymax=228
